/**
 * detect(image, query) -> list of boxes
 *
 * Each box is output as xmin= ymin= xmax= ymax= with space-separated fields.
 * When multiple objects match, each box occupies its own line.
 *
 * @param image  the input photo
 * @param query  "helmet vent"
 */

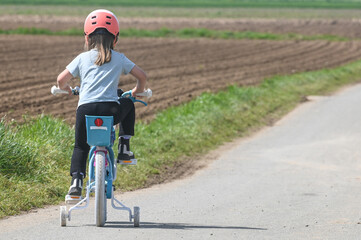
xmin=106 ymin=16 xmax=112 ymax=19
xmin=92 ymin=22 xmax=97 ymax=25
xmin=106 ymin=22 xmax=111 ymax=25
xmin=91 ymin=16 xmax=96 ymax=19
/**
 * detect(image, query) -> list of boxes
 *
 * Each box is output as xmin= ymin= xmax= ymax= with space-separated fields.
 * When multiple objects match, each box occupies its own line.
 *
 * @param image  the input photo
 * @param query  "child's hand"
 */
xmin=131 ymin=87 xmax=145 ymax=97
xmin=60 ymin=84 xmax=73 ymax=95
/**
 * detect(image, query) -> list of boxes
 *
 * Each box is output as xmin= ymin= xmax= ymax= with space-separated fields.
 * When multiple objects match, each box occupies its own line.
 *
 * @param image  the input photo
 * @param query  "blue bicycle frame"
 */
xmin=60 ymin=89 xmax=145 ymax=227
xmin=63 ymin=115 xmax=139 ymax=227
xmin=86 ymin=115 xmax=116 ymax=199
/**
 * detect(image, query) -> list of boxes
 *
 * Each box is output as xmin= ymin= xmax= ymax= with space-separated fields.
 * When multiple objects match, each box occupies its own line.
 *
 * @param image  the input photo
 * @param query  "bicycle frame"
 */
xmin=62 ymin=115 xmax=138 ymax=226
xmin=54 ymin=86 xmax=147 ymax=227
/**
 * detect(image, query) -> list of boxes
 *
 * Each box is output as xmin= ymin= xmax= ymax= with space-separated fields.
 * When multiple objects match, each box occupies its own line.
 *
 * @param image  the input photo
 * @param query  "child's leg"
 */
xmin=70 ymin=105 xmax=91 ymax=176
xmin=67 ymin=104 xmax=92 ymax=197
xmin=117 ymin=98 xmax=135 ymax=136
xmin=116 ymin=98 xmax=135 ymax=160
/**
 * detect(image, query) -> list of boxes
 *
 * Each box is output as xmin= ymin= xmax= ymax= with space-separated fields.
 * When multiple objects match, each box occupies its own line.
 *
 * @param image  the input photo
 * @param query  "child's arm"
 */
xmin=57 ymin=69 xmax=74 ymax=95
xmin=130 ymin=65 xmax=147 ymax=97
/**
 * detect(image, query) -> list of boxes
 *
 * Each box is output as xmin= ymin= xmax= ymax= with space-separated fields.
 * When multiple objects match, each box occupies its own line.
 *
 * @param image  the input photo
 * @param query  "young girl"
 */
xmin=57 ymin=9 xmax=147 ymax=199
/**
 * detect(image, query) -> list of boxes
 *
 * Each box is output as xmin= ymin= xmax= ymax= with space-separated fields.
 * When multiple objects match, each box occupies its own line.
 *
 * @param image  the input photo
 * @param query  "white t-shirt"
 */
xmin=66 ymin=49 xmax=135 ymax=107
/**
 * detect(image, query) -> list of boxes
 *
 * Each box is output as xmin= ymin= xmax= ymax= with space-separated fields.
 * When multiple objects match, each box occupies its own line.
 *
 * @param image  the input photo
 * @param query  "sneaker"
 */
xmin=65 ymin=172 xmax=84 ymax=202
xmin=117 ymin=144 xmax=136 ymax=161
xmin=117 ymin=136 xmax=137 ymax=165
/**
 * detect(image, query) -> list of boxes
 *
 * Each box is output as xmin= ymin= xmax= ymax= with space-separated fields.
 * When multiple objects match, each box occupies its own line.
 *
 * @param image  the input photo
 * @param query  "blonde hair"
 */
xmin=86 ymin=29 xmax=116 ymax=66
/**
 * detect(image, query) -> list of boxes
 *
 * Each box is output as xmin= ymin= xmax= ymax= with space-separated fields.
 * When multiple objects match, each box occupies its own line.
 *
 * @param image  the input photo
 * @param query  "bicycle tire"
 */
xmin=95 ymin=151 xmax=106 ymax=227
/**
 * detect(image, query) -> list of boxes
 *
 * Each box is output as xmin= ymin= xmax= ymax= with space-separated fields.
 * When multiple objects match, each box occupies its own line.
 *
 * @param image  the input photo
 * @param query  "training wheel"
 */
xmin=60 ymin=206 xmax=67 ymax=227
xmin=133 ymin=206 xmax=140 ymax=227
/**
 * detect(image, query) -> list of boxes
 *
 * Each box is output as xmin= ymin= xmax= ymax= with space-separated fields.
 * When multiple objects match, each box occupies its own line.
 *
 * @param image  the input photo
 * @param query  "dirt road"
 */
xmin=1 ymin=83 xmax=361 ymax=239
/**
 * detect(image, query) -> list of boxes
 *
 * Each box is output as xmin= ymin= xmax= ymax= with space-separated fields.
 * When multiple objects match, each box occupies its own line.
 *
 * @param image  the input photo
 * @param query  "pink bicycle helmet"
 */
xmin=84 ymin=9 xmax=119 ymax=37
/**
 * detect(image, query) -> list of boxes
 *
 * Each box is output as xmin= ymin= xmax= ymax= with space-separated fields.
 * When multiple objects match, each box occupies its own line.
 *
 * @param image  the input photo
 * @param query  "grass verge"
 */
xmin=0 ymin=116 xmax=73 ymax=218
xmin=2 ymin=59 xmax=361 ymax=218
xmin=2 ymin=0 xmax=361 ymax=9
xmin=2 ymin=5 xmax=361 ymax=19
xmin=0 ymin=27 xmax=351 ymax=41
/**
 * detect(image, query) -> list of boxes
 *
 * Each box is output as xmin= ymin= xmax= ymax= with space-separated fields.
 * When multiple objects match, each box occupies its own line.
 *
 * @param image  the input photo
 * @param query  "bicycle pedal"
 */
xmin=118 ymin=159 xmax=137 ymax=165
xmin=65 ymin=195 xmax=83 ymax=204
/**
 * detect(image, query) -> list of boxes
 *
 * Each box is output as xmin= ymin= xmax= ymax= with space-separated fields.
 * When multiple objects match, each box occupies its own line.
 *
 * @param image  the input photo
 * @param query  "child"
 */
xmin=56 ymin=9 xmax=147 ymax=199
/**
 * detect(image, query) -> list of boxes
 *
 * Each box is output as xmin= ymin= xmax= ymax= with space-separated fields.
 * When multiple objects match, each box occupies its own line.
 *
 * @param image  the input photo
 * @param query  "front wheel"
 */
xmin=95 ymin=151 xmax=106 ymax=227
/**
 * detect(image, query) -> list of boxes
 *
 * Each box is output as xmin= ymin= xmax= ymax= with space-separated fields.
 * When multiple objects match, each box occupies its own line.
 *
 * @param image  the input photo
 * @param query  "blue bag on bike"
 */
xmin=85 ymin=115 xmax=114 ymax=146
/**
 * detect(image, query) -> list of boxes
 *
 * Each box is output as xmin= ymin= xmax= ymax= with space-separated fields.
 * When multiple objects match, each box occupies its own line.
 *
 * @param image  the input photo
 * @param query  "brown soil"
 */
xmin=2 ymin=15 xmax=361 ymax=38
xmin=1 ymin=35 xmax=361 ymax=124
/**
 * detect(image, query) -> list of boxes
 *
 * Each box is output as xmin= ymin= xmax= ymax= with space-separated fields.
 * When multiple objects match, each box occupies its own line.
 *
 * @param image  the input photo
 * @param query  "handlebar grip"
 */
xmin=51 ymin=85 xmax=80 ymax=96
xmin=51 ymin=85 xmax=68 ymax=95
xmin=136 ymin=88 xmax=152 ymax=98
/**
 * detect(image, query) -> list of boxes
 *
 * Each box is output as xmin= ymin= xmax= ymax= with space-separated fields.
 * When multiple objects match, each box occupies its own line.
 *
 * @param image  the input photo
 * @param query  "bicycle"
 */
xmin=51 ymin=85 xmax=152 ymax=227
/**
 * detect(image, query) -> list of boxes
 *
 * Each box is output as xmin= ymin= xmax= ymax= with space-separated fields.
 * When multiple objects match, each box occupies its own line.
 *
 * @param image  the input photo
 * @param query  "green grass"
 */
xmin=0 ymin=27 xmax=351 ymax=41
xmin=2 ymin=59 xmax=361 ymax=218
xmin=1 ymin=5 xmax=361 ymax=19
xmin=2 ymin=0 xmax=361 ymax=9
xmin=0 ymin=116 xmax=73 ymax=217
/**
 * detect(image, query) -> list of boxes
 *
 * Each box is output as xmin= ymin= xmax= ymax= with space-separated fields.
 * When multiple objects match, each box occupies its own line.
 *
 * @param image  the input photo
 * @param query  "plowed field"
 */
xmin=1 ymin=35 xmax=361 ymax=124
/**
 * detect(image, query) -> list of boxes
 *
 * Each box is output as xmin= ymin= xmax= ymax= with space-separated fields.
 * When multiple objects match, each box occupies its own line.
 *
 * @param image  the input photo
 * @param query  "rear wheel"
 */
xmin=95 ymin=152 xmax=106 ymax=227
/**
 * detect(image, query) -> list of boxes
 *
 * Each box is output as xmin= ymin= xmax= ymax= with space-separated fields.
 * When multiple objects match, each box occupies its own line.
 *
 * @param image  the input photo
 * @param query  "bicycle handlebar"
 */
xmin=50 ymin=86 xmax=151 ymax=106
xmin=121 ymin=89 xmax=152 ymax=106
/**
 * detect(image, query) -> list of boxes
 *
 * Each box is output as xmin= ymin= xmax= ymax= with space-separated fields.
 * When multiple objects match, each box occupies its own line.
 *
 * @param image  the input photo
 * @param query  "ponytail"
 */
xmin=86 ymin=29 xmax=116 ymax=66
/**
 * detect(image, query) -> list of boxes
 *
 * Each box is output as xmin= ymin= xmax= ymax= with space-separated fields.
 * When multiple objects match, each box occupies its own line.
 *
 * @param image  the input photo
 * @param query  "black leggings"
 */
xmin=70 ymin=99 xmax=135 ymax=176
